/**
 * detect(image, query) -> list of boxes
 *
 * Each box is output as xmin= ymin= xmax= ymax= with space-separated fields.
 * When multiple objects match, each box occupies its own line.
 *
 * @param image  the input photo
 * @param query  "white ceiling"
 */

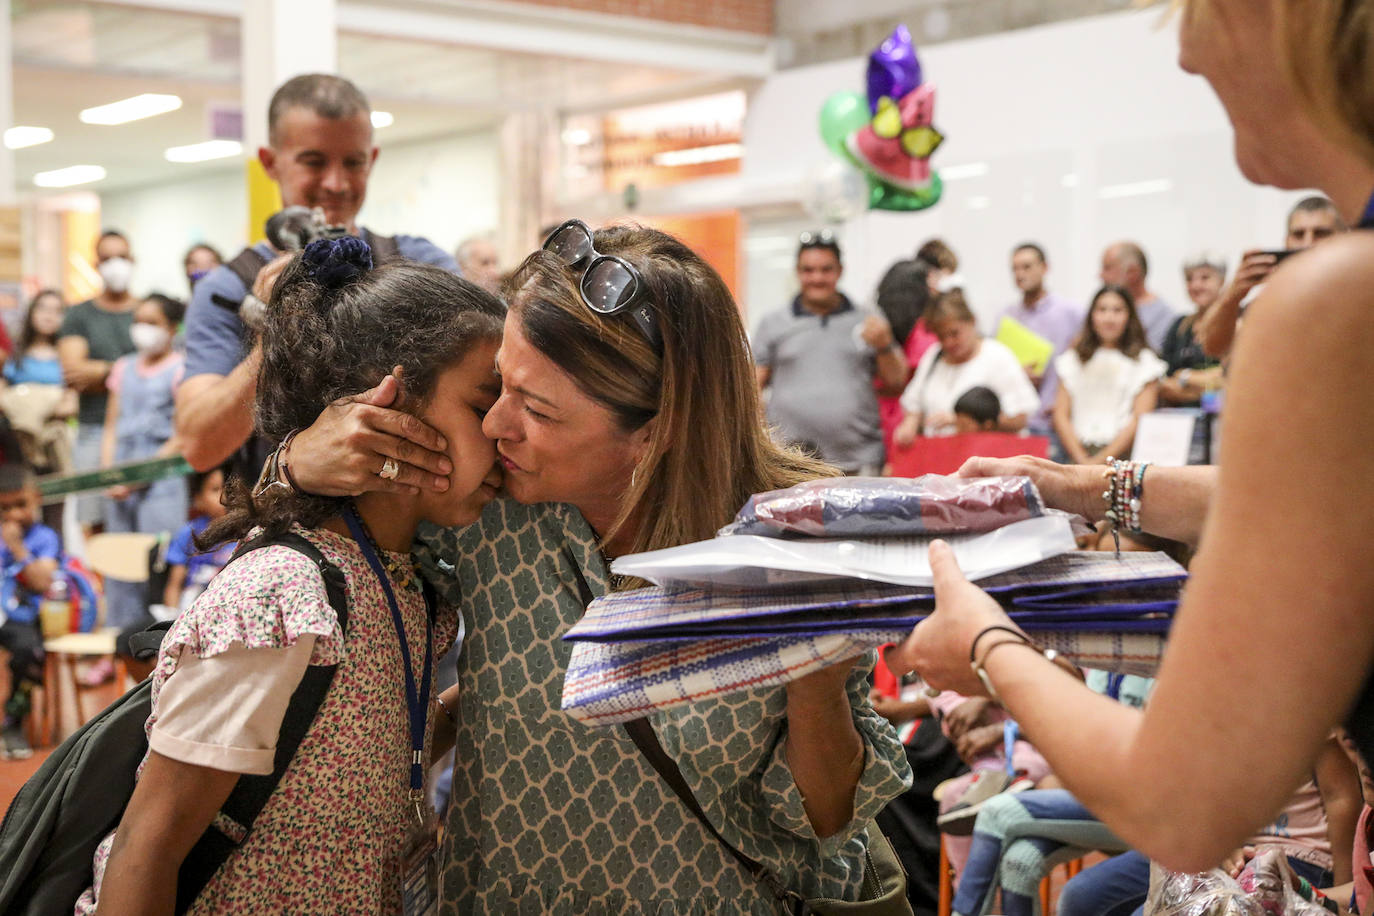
xmin=10 ymin=0 xmax=707 ymax=192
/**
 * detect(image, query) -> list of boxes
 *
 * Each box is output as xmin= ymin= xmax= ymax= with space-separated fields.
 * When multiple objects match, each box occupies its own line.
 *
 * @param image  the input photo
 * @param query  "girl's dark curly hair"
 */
xmin=202 ymin=242 xmax=505 ymax=546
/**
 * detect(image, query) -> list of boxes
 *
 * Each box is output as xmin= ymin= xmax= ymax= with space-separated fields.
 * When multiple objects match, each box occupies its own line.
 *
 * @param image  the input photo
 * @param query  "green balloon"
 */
xmin=869 ymin=172 xmax=944 ymax=212
xmin=818 ymin=91 xmax=869 ymax=158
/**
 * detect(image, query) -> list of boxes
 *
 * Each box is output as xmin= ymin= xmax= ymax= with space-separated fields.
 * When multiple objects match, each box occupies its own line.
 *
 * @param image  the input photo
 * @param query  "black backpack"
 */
xmin=0 ymin=532 xmax=349 ymax=916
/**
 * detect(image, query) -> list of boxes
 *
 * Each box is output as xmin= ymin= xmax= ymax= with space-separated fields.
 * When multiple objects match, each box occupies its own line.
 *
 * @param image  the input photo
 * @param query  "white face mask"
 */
xmin=98 ymin=257 xmax=134 ymax=294
xmin=129 ymin=323 xmax=170 ymax=355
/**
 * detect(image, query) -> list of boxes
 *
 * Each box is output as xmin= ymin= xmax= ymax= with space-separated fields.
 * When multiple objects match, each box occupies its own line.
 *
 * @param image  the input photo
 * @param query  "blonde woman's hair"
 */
xmin=1169 ymin=0 xmax=1374 ymax=164
xmin=505 ymin=224 xmax=836 ymax=558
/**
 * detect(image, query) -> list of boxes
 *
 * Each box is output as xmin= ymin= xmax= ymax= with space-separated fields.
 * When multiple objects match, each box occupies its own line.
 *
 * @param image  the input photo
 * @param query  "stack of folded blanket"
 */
xmin=560 ymin=476 xmax=1183 ymax=727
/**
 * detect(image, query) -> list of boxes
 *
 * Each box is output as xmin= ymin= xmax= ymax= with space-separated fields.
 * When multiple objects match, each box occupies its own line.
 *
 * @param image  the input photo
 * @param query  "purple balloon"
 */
xmin=867 ymin=24 xmax=923 ymax=114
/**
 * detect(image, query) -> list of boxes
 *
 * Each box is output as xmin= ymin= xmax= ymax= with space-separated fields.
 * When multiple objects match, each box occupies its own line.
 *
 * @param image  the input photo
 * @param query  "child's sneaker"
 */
xmin=1 ymin=723 xmax=33 ymax=760
xmin=78 ymin=656 xmax=115 ymax=687
xmin=936 ymin=770 xmax=1033 ymax=835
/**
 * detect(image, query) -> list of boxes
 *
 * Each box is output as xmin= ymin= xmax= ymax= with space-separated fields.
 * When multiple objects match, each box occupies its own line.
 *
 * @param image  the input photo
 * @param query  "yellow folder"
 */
xmin=996 ymin=317 xmax=1055 ymax=376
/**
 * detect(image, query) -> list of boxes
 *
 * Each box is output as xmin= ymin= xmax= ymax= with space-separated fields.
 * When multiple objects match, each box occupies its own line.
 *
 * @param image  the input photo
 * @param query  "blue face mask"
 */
xmin=188 ymin=270 xmax=210 ymax=287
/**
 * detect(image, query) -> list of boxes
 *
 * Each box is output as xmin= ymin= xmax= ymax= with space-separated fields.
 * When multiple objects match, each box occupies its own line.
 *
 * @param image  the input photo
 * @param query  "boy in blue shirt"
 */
xmin=161 ymin=467 xmax=233 ymax=613
xmin=0 ymin=464 xmax=61 ymax=759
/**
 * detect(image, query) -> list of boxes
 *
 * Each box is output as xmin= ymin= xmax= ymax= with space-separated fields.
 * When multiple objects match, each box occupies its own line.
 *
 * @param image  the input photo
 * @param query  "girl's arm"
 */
xmin=430 ymin=683 xmax=459 ymax=764
xmin=1315 ymin=734 xmax=1363 ymax=885
xmin=997 ymin=411 xmax=1029 ymax=433
xmin=892 ymin=237 xmax=1374 ymax=873
xmin=893 ymin=410 xmax=922 ymax=448
xmin=1090 ymin=381 xmax=1158 ymax=462
xmin=101 ymin=387 xmax=120 ymax=470
xmin=94 ymin=752 xmax=239 ymax=916
xmin=162 ymin=564 xmax=187 ymax=610
xmin=1051 ymin=386 xmax=1090 ymax=464
xmin=153 ymin=434 xmax=182 ymax=460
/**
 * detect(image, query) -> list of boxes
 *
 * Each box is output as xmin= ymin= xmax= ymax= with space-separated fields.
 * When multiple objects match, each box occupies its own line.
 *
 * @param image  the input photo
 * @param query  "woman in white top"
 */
xmin=1051 ymin=284 xmax=1165 ymax=464
xmin=894 ymin=290 xmax=1040 ymax=445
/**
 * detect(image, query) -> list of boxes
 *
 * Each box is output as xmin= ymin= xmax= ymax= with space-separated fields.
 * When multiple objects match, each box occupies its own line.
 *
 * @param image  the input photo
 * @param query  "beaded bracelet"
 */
xmin=1101 ymin=457 xmax=1150 ymax=557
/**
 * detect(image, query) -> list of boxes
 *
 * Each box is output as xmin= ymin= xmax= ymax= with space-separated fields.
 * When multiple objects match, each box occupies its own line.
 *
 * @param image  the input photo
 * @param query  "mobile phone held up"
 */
xmin=1261 ymin=249 xmax=1299 ymax=263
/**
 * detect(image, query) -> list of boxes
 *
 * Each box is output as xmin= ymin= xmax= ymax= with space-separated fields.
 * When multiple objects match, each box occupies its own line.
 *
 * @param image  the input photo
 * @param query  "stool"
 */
xmin=41 ymin=628 xmax=127 ymax=746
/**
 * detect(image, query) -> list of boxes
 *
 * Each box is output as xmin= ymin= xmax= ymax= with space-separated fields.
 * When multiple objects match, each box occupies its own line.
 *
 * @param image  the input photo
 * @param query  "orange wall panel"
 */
xmin=639 ymin=211 xmax=742 ymax=310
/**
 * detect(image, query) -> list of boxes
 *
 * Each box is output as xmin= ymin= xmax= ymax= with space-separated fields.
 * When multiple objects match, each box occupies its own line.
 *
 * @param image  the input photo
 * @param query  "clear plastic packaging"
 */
xmin=1145 ymin=848 xmax=1330 ymax=916
xmin=719 ymin=475 xmax=1045 ymax=539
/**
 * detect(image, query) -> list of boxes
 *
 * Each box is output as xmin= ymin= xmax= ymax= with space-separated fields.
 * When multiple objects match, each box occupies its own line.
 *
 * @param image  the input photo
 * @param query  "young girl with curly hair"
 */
xmin=79 ymin=237 xmax=505 ymax=914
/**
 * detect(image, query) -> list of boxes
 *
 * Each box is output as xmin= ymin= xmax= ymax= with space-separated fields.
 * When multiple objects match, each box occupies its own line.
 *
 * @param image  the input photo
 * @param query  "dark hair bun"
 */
xmin=302 ymin=236 xmax=372 ymax=290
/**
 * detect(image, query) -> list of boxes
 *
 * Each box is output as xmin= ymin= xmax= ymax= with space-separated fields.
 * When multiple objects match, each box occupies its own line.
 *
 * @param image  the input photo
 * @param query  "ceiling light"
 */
xmin=80 ymin=93 xmax=182 ymax=125
xmin=4 ymin=126 xmax=54 ymax=149
xmin=1061 ymin=173 xmax=1080 ymax=188
xmin=652 ymin=143 xmax=743 ymax=167
xmin=561 ymin=128 xmax=592 ymax=146
xmin=33 ymin=165 xmax=107 ymax=188
xmin=1098 ymin=178 xmax=1173 ymax=199
xmin=371 ymin=111 xmax=393 ymax=129
xmin=165 ymin=140 xmax=242 ymax=163
xmin=940 ymin=162 xmax=990 ymax=181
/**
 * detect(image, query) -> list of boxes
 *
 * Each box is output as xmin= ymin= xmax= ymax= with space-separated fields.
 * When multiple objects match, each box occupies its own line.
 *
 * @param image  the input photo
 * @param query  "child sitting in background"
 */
xmin=162 ymin=467 xmax=233 ymax=615
xmin=118 ymin=468 xmax=235 ymax=681
xmin=953 ymin=386 xmax=1002 ymax=434
xmin=873 ymin=683 xmax=1058 ymax=883
xmin=0 ymin=464 xmax=61 ymax=760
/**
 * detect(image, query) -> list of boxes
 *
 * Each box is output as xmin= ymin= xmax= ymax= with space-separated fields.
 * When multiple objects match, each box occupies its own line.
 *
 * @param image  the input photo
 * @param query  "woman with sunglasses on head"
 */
xmin=285 ymin=222 xmax=911 ymax=913
xmin=879 ymin=0 xmax=1374 ymax=886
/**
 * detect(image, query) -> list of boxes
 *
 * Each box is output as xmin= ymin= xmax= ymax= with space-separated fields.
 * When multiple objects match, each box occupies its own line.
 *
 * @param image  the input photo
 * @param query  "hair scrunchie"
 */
xmin=301 ymin=236 xmax=373 ymax=290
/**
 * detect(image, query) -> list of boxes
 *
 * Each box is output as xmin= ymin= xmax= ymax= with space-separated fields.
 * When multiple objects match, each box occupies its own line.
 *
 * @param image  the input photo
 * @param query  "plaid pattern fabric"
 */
xmin=563 ymin=629 xmax=1167 ymax=726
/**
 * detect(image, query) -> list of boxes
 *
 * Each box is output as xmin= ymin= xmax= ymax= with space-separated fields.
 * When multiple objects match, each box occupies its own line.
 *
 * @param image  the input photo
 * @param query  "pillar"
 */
xmin=240 ymin=0 xmax=337 ymax=242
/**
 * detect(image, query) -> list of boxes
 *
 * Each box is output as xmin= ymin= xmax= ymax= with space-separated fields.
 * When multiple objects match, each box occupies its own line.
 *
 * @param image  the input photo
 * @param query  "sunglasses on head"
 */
xmin=797 ymin=229 xmax=841 ymax=258
xmin=798 ymin=229 xmax=837 ymax=246
xmin=542 ymin=219 xmax=663 ymax=353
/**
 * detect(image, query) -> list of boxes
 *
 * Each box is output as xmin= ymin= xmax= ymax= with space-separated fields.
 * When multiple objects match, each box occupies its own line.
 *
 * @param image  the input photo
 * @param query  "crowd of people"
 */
xmin=1 ymin=0 xmax=1373 ymax=913
xmin=756 ymin=190 xmax=1344 ymax=481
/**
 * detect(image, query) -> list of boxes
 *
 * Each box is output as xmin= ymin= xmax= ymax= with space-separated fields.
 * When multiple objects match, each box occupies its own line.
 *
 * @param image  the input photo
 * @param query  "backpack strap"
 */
xmin=363 ymin=229 xmax=401 ymax=265
xmin=558 ymin=550 xmax=806 ymax=913
xmin=623 ymin=718 xmax=810 ymax=915
xmin=128 ymin=620 xmax=174 ymax=662
xmin=174 ymin=531 xmax=349 ymax=913
xmin=208 ymin=248 xmax=271 ymax=314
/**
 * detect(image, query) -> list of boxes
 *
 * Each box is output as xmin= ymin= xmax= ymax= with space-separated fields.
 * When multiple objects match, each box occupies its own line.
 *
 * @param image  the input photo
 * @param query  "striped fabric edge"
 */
xmin=561 ymin=629 xmax=1167 ymax=726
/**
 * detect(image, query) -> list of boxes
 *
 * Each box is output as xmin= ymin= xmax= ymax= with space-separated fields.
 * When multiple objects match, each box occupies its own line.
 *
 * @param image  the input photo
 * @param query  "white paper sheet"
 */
xmin=611 ymin=514 xmax=1077 ymax=588
xmin=1132 ymin=411 xmax=1197 ymax=466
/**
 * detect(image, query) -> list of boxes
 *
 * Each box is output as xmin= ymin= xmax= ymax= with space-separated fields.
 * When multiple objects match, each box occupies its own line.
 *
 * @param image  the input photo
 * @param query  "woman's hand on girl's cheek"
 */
xmin=289 ymin=370 xmax=453 ymax=497
xmin=887 ymin=540 xmax=1013 ymax=697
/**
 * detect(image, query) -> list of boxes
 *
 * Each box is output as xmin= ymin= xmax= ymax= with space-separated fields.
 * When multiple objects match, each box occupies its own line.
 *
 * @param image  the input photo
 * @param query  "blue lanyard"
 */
xmin=1361 ymin=188 xmax=1374 ymax=229
xmin=342 ymin=506 xmax=433 ymax=801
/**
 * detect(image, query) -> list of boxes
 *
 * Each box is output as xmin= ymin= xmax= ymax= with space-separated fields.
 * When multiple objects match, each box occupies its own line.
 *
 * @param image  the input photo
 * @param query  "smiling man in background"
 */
xmin=176 ymin=74 xmax=458 ymax=481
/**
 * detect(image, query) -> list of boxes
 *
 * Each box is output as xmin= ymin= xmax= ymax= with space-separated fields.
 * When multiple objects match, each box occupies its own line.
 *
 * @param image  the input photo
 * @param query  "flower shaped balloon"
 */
xmin=818 ymin=25 xmax=944 ymax=211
